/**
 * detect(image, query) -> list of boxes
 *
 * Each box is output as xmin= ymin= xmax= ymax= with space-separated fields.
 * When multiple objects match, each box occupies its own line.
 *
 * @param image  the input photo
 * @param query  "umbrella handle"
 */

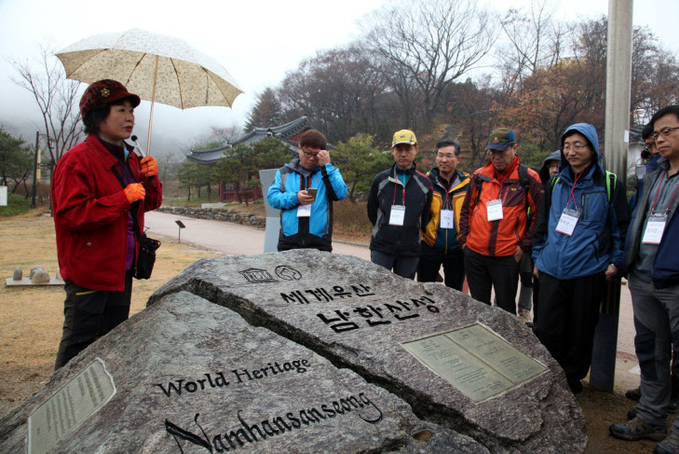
xmin=146 ymin=55 xmax=159 ymax=156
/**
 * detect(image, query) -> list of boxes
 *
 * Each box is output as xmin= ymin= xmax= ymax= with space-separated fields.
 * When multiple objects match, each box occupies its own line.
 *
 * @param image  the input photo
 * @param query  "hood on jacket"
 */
xmin=560 ymin=123 xmax=603 ymax=176
xmin=539 ymin=149 xmax=561 ymax=184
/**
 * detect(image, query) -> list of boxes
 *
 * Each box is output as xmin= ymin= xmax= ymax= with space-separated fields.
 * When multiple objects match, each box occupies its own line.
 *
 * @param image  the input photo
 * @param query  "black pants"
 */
xmin=371 ymin=250 xmax=419 ymax=279
xmin=534 ymin=272 xmax=605 ymax=381
xmin=54 ymin=272 xmax=133 ymax=370
xmin=463 ymin=248 xmax=519 ymax=314
xmin=417 ymin=244 xmax=465 ymax=291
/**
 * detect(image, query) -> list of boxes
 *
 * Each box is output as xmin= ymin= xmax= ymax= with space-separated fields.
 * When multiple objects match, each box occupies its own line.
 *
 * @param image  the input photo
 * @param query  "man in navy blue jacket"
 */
xmin=610 ymin=105 xmax=679 ymax=454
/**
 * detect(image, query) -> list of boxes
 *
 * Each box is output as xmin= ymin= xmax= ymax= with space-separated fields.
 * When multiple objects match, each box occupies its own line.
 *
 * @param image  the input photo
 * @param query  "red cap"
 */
xmin=79 ymin=79 xmax=141 ymax=118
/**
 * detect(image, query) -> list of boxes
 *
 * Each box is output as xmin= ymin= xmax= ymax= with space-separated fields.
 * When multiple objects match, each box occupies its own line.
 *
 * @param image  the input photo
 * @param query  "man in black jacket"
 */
xmin=367 ymin=129 xmax=433 ymax=278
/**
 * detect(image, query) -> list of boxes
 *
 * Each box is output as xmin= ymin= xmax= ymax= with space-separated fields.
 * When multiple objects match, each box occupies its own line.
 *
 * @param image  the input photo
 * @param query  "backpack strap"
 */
xmin=475 ymin=165 xmax=531 ymax=205
xmin=551 ymin=174 xmax=561 ymax=189
xmin=518 ymin=164 xmax=531 ymax=193
xmin=474 ymin=174 xmax=492 ymax=204
xmin=551 ymin=171 xmax=616 ymax=203
xmin=605 ymin=170 xmax=616 ymax=203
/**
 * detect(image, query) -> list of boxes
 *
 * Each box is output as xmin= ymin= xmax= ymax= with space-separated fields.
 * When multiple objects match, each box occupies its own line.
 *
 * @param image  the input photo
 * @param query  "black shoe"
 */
xmin=628 ymin=408 xmax=637 ymax=420
xmin=626 ymin=387 xmax=642 ymax=401
xmin=568 ymin=379 xmax=583 ymax=394
xmin=610 ymin=416 xmax=667 ymax=441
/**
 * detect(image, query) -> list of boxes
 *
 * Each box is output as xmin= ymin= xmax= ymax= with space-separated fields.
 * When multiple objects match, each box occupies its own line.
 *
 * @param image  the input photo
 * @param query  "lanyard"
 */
xmin=299 ymin=173 xmax=312 ymax=190
xmin=566 ymin=170 xmax=585 ymax=211
xmin=650 ymin=171 xmax=679 ymax=215
xmin=438 ymin=175 xmax=454 ymax=208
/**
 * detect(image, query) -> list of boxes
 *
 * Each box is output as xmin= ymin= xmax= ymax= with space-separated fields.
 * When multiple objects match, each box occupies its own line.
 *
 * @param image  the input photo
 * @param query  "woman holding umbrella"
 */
xmin=51 ymin=79 xmax=163 ymax=370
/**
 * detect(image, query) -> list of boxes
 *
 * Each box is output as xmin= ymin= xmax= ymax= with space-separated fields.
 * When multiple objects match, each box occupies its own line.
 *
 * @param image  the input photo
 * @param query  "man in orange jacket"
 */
xmin=459 ymin=128 xmax=543 ymax=314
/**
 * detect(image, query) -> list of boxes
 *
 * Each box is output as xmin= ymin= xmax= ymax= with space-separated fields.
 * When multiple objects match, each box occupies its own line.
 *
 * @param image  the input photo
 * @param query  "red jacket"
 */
xmin=459 ymin=156 xmax=542 ymax=257
xmin=51 ymin=135 xmax=162 ymax=291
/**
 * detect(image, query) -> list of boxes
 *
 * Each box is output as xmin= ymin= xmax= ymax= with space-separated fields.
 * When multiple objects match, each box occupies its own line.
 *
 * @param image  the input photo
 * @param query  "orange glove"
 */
xmin=140 ymin=156 xmax=158 ymax=178
xmin=124 ymin=183 xmax=146 ymax=205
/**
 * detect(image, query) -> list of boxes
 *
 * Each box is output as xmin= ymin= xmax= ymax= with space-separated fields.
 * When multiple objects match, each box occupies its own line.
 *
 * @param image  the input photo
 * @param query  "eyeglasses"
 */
xmin=651 ymin=126 xmax=679 ymax=142
xmin=301 ymin=148 xmax=319 ymax=158
xmin=563 ymin=142 xmax=588 ymax=151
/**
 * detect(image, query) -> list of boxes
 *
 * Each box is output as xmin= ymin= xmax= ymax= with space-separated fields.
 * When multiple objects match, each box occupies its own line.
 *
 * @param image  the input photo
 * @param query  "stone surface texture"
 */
xmin=29 ymin=266 xmax=50 ymax=284
xmin=146 ymin=250 xmax=587 ymax=453
xmin=0 ymin=291 xmax=487 ymax=454
xmin=0 ymin=250 xmax=587 ymax=453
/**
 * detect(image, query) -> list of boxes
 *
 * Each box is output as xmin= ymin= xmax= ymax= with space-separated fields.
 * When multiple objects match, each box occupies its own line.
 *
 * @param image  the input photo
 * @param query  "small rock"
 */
xmin=29 ymin=266 xmax=50 ymax=284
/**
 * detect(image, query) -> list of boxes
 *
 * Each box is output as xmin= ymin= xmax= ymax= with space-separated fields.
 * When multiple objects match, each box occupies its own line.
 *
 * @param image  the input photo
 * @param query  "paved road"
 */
xmin=145 ymin=210 xmax=640 ymax=391
xmin=145 ymin=210 xmax=370 ymax=259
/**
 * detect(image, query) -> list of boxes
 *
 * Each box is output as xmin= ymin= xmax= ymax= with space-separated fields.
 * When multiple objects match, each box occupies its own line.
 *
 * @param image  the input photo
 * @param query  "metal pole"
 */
xmin=30 ymin=132 xmax=39 ymax=209
xmin=590 ymin=0 xmax=633 ymax=393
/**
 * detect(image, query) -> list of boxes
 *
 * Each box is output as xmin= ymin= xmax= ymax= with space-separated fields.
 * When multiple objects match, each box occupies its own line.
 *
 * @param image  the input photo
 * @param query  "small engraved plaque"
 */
xmin=402 ymin=324 xmax=547 ymax=402
xmin=27 ymin=358 xmax=116 ymax=454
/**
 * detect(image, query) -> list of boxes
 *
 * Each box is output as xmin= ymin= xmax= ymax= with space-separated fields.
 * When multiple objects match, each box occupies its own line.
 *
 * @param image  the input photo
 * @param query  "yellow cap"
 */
xmin=391 ymin=129 xmax=417 ymax=147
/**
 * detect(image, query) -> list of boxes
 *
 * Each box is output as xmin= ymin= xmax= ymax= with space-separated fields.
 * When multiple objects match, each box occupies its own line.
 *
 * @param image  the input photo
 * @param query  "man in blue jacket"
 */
xmin=267 ymin=129 xmax=347 ymax=251
xmin=610 ymin=105 xmax=679 ymax=454
xmin=532 ymin=123 xmax=629 ymax=394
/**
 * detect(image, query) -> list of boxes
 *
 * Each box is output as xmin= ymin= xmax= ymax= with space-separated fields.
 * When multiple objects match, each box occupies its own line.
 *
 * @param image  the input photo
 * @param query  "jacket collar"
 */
xmin=430 ymin=167 xmax=468 ymax=189
xmin=84 ymin=135 xmax=120 ymax=170
xmin=392 ymin=162 xmax=416 ymax=177
xmin=288 ymin=155 xmax=320 ymax=174
xmin=481 ymin=154 xmax=520 ymax=179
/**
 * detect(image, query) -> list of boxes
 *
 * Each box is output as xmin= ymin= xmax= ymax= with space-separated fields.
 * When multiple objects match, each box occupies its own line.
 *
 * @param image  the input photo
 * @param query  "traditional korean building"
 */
xmin=185 ymin=116 xmax=311 ymax=164
xmin=185 ymin=117 xmax=312 ymax=202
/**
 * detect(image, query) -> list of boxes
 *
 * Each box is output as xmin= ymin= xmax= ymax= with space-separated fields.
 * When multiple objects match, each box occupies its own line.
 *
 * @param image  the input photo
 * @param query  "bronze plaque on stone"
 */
xmin=402 ymin=323 xmax=547 ymax=403
xmin=28 ymin=358 xmax=116 ymax=454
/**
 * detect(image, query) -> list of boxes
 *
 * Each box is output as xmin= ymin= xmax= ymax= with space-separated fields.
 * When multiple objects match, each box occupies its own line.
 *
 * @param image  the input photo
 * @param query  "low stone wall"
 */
xmin=157 ymin=206 xmax=266 ymax=229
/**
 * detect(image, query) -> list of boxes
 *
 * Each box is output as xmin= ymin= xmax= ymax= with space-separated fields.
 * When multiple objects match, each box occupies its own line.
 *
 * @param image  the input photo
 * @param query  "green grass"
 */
xmin=0 ymin=193 xmax=34 ymax=217
xmin=161 ymin=194 xmax=222 ymax=207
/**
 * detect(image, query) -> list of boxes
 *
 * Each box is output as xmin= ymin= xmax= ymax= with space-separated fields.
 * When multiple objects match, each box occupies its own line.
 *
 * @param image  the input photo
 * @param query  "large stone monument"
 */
xmin=0 ymin=250 xmax=587 ymax=453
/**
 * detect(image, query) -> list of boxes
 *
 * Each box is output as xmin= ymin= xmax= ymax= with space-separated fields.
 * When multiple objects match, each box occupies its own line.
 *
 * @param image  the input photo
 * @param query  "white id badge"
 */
xmin=556 ymin=208 xmax=580 ymax=236
xmin=297 ymin=204 xmax=312 ymax=217
xmin=642 ymin=214 xmax=667 ymax=244
xmin=487 ymin=199 xmax=503 ymax=221
xmin=440 ymin=209 xmax=454 ymax=229
xmin=389 ymin=205 xmax=406 ymax=226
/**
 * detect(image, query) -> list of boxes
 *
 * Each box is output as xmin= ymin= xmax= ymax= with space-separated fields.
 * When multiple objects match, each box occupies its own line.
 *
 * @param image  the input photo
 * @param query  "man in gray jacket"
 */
xmin=609 ymin=105 xmax=679 ymax=454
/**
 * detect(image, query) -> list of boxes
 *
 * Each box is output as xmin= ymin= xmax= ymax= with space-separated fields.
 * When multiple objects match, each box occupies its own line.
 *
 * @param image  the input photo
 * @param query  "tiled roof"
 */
xmin=186 ymin=117 xmax=312 ymax=164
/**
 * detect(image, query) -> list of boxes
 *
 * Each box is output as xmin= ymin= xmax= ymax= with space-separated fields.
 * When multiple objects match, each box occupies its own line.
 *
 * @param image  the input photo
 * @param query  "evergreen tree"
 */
xmin=244 ymin=88 xmax=283 ymax=132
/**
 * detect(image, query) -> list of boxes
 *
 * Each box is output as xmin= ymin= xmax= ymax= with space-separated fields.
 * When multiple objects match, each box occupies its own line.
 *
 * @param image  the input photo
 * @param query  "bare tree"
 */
xmin=208 ymin=124 xmax=242 ymax=145
xmin=497 ymin=0 xmax=569 ymax=94
xmin=276 ymin=46 xmax=394 ymax=144
xmin=360 ymin=0 xmax=497 ymax=130
xmin=10 ymin=46 xmax=83 ymax=165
